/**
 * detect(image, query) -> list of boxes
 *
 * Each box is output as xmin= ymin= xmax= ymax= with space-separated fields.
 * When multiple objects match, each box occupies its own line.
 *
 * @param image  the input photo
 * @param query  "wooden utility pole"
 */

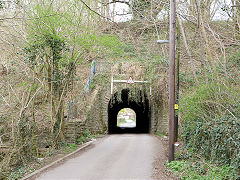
xmin=175 ymin=17 xmax=180 ymax=143
xmin=169 ymin=0 xmax=176 ymax=162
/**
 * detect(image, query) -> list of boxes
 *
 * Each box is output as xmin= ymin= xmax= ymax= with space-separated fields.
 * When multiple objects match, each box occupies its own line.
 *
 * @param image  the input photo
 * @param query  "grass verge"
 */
xmin=166 ymin=150 xmax=239 ymax=180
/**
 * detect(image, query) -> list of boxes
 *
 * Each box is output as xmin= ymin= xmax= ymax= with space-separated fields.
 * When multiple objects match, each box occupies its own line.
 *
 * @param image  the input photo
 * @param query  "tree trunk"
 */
xmin=195 ymin=0 xmax=214 ymax=71
xmin=177 ymin=14 xmax=199 ymax=83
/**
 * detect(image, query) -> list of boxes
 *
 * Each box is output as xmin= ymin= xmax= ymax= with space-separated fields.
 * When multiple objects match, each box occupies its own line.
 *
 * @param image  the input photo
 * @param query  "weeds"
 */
xmin=76 ymin=130 xmax=96 ymax=145
xmin=167 ymin=158 xmax=237 ymax=179
xmin=155 ymin=132 xmax=165 ymax=137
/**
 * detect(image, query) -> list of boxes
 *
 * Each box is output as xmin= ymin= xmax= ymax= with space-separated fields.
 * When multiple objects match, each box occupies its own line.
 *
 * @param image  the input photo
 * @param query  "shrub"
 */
xmin=167 ymin=160 xmax=237 ymax=180
xmin=180 ymin=81 xmax=240 ymax=173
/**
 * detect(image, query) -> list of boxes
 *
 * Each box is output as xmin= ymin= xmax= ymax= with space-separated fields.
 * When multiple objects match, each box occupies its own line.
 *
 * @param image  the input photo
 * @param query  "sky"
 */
xmin=110 ymin=0 xmax=233 ymax=22
xmin=110 ymin=3 xmax=132 ymax=22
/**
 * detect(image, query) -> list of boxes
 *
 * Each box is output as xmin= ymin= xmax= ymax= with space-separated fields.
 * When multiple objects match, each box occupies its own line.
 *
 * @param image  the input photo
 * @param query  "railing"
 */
xmin=67 ymin=60 xmax=114 ymax=120
xmin=68 ymin=60 xmax=96 ymax=119
xmin=77 ymin=60 xmax=96 ymax=102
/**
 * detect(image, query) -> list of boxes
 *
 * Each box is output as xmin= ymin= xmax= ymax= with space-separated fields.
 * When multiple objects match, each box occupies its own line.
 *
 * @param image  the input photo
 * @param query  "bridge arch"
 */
xmin=108 ymin=88 xmax=150 ymax=134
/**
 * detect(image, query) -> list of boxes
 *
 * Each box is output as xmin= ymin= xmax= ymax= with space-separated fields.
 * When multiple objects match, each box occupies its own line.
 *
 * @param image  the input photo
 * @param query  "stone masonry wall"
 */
xmin=65 ymin=86 xmax=169 ymax=143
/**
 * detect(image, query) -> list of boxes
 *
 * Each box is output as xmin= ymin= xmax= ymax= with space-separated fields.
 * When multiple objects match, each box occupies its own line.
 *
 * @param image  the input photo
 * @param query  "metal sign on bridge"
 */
xmin=127 ymin=76 xmax=134 ymax=84
xmin=111 ymin=76 xmax=152 ymax=95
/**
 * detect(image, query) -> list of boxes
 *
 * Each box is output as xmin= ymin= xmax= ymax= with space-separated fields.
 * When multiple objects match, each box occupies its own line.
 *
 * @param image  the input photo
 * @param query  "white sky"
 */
xmin=111 ymin=0 xmax=233 ymax=22
xmin=110 ymin=3 xmax=132 ymax=22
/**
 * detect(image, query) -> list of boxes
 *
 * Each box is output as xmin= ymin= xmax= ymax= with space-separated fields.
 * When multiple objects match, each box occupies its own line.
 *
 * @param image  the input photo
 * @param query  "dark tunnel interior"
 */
xmin=108 ymin=89 xmax=150 ymax=134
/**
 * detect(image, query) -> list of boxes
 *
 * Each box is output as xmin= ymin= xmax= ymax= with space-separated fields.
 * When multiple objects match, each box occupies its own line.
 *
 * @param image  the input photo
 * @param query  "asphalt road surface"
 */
xmin=37 ymin=134 xmax=164 ymax=180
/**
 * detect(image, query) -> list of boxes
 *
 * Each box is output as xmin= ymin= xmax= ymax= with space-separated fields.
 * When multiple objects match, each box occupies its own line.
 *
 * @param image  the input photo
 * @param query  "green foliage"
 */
xmin=68 ymin=143 xmax=77 ymax=150
xmin=70 ymin=33 xmax=124 ymax=57
xmin=25 ymin=2 xmax=124 ymax=67
xmin=167 ymin=160 xmax=237 ymax=180
xmin=24 ymin=3 xmax=76 ymax=94
xmin=132 ymin=0 xmax=150 ymax=11
xmin=180 ymin=81 xmax=240 ymax=173
xmin=167 ymin=160 xmax=188 ymax=172
xmin=23 ymin=2 xmax=125 ymax=143
xmin=123 ymin=43 xmax=136 ymax=53
xmin=97 ymin=34 xmax=124 ymax=56
xmin=24 ymin=9 xmax=74 ymax=136
xmin=0 ymin=1 xmax=3 ymax=9
xmin=144 ymin=57 xmax=168 ymax=79
xmin=64 ymin=143 xmax=78 ymax=153
xmin=131 ymin=0 xmax=151 ymax=18
xmin=227 ymin=50 xmax=240 ymax=69
xmin=179 ymin=72 xmax=195 ymax=86
xmin=83 ymin=129 xmax=90 ymax=137
xmin=8 ymin=166 xmax=36 ymax=180
xmin=155 ymin=132 xmax=165 ymax=137
xmin=24 ymin=32 xmax=70 ymax=89
xmin=76 ymin=136 xmax=85 ymax=145
xmin=76 ymin=129 xmax=95 ymax=145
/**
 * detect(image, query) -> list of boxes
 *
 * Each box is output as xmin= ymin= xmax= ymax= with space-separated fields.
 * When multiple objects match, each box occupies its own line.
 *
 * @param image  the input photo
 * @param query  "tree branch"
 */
xmin=79 ymin=0 xmax=118 ymax=24
xmin=104 ymin=0 xmax=130 ymax=6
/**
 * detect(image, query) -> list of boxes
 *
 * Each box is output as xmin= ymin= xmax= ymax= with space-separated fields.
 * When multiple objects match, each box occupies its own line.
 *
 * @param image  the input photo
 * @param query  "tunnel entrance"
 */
xmin=108 ymin=89 xmax=150 ymax=134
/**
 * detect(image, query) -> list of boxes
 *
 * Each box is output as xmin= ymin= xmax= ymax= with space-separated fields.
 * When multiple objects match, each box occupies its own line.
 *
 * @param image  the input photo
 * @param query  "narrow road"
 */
xmin=36 ymin=134 xmax=168 ymax=180
xmin=118 ymin=119 xmax=136 ymax=128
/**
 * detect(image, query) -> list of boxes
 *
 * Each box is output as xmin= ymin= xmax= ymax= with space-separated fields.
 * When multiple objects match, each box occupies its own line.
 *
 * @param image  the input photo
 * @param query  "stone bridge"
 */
xmin=65 ymin=61 xmax=169 ymax=143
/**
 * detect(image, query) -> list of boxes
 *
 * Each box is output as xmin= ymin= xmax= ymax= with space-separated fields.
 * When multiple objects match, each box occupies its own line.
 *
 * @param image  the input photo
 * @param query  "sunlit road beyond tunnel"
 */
xmin=108 ymin=89 xmax=150 ymax=134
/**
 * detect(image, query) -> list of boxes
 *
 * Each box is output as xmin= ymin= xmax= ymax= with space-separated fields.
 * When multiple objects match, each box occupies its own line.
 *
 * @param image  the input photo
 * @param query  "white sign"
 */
xmin=111 ymin=76 xmax=150 ymax=95
xmin=127 ymin=76 xmax=134 ymax=84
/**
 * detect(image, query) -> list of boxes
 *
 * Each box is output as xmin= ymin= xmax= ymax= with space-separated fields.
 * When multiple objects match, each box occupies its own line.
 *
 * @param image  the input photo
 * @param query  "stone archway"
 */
xmin=108 ymin=89 xmax=150 ymax=134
